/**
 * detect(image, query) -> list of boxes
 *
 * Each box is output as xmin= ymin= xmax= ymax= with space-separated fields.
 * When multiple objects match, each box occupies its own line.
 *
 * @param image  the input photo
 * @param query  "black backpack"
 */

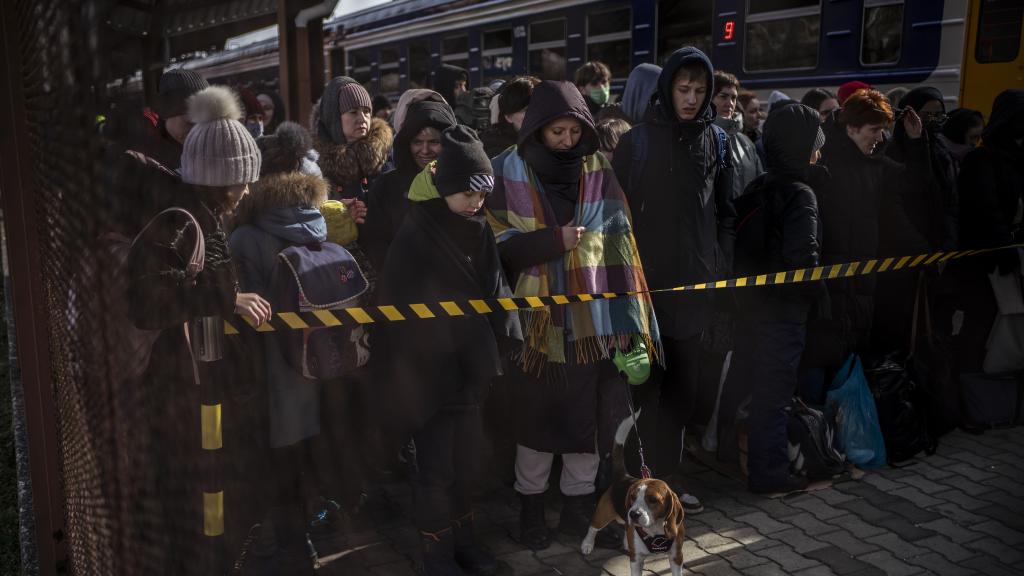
xmin=787 ymin=398 xmax=847 ymax=480
xmin=456 ymin=87 xmax=495 ymax=132
xmin=867 ymin=356 xmax=937 ymax=463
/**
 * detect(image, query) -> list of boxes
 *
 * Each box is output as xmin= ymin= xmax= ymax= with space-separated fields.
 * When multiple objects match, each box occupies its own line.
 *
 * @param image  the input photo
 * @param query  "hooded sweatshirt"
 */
xmin=612 ymin=46 xmax=737 ymax=338
xmin=621 ymin=63 xmax=661 ymax=124
xmin=364 ymin=99 xmax=458 ymax=271
xmin=433 ymin=64 xmax=470 ymax=113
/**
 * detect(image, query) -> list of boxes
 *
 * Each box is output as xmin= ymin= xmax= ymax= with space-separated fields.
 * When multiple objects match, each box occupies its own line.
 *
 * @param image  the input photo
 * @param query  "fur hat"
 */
xmin=180 ymin=86 xmax=261 ymax=186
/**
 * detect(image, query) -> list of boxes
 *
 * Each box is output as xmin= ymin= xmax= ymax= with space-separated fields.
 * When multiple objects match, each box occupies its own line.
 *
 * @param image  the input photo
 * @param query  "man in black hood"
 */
xmin=364 ymin=98 xmax=457 ymax=271
xmin=434 ymin=64 xmax=473 ymax=121
xmin=613 ymin=46 xmax=736 ymax=513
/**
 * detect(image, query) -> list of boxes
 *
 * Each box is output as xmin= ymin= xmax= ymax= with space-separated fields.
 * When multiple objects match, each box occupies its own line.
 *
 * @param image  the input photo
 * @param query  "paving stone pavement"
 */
xmin=308 ymin=427 xmax=1024 ymax=575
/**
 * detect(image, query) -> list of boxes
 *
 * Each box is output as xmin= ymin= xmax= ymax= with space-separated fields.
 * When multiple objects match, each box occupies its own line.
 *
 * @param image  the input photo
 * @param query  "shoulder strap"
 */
xmin=629 ymin=123 xmax=649 ymax=192
xmin=711 ymin=124 xmax=730 ymax=171
xmin=130 ymin=207 xmax=205 ymax=283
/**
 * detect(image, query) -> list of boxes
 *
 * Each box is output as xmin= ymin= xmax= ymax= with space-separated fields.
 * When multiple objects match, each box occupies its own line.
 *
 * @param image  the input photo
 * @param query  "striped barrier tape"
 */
xmin=224 ymin=244 xmax=1024 ymax=334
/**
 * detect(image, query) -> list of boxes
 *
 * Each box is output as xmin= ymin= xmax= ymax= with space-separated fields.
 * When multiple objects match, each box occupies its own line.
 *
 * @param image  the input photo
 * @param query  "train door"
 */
xmin=960 ymin=0 xmax=1024 ymax=117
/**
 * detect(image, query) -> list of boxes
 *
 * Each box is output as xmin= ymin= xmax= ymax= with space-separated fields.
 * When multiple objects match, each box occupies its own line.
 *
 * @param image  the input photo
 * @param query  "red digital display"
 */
xmin=724 ymin=20 xmax=735 ymax=41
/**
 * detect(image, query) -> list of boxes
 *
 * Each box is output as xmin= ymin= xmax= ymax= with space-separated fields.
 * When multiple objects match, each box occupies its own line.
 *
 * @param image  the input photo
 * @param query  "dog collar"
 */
xmin=634 ymin=526 xmax=673 ymax=554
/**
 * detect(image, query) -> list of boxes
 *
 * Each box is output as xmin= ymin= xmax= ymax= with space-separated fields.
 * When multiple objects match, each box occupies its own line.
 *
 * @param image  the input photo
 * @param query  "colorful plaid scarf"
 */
xmin=487 ymin=150 xmax=661 ymax=371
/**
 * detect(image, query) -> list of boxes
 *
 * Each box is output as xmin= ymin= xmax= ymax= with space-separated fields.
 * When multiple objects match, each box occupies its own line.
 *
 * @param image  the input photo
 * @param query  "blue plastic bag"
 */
xmin=825 ymin=355 xmax=887 ymax=469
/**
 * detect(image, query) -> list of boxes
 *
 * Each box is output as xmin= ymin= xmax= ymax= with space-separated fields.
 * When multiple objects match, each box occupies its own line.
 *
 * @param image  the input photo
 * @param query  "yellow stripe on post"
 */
xmin=313 ymin=310 xmax=343 ymax=326
xmin=878 ymin=258 xmax=895 ymax=271
xmin=845 ymin=262 xmax=861 ymax=277
xmin=602 ymin=292 xmax=617 ymax=299
xmin=811 ymin=267 xmax=824 ymax=281
xmin=755 ymin=275 xmax=768 ymax=286
xmin=577 ymin=294 xmax=594 ymax=302
xmin=278 ymin=312 xmax=309 ymax=330
xmin=201 ymin=404 xmax=222 ymax=450
xmin=440 ymin=301 xmax=465 ymax=316
xmin=245 ymin=316 xmax=274 ymax=332
xmin=714 ymin=280 xmax=728 ymax=289
xmin=468 ymin=300 xmax=492 ymax=314
xmin=892 ymin=255 xmax=912 ymax=270
xmin=793 ymin=269 xmax=806 ymax=282
xmin=862 ymin=260 xmax=878 ymax=274
xmin=203 ymin=491 xmax=224 ymax=537
xmin=551 ymin=295 xmax=570 ymax=305
xmin=774 ymin=272 xmax=787 ymax=284
xmin=223 ymin=321 xmax=239 ymax=335
xmin=909 ymin=254 xmax=929 ymax=267
xmin=346 ymin=308 xmax=375 ymax=324
xmin=735 ymin=277 xmax=748 ymax=287
xmin=410 ymin=303 xmax=436 ymax=319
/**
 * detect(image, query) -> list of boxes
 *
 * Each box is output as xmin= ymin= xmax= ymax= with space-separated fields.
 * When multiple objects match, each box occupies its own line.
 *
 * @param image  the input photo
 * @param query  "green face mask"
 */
xmin=589 ymin=85 xmax=610 ymax=106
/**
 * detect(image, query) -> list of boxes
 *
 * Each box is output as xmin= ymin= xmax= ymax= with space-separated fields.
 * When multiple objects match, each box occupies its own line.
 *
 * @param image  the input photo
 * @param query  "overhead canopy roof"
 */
xmin=102 ymin=0 xmax=331 ymax=79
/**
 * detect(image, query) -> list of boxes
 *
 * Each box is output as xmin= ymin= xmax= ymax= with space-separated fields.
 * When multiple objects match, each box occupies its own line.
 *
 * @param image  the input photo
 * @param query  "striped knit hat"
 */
xmin=180 ymin=86 xmax=261 ymax=186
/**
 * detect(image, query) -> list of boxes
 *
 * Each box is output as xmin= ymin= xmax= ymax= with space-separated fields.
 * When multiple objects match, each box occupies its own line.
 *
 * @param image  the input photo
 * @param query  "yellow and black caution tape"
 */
xmin=224 ymin=244 xmax=1023 ymax=334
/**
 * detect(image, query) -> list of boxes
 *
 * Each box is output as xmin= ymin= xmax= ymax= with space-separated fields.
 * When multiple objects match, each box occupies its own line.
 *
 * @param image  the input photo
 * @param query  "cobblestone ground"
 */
xmin=309 ymin=426 xmax=1024 ymax=576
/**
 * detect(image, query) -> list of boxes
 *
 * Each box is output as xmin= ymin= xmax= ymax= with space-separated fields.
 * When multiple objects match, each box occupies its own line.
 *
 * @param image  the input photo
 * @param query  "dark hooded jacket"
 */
xmin=434 ymin=64 xmax=474 ymax=123
xmin=620 ymin=63 xmax=661 ymax=124
xmin=487 ymin=80 xmax=601 ymax=274
xmin=312 ymin=76 xmax=393 ymax=201
xmin=377 ymin=175 xmax=521 ymax=434
xmin=364 ymin=100 xmax=457 ymax=271
xmin=954 ymin=89 xmax=1024 ymax=371
xmin=958 ymin=89 xmax=1024 ymax=260
xmin=736 ymin=104 xmax=826 ymax=323
xmin=808 ymin=108 xmax=930 ymax=365
xmin=612 ymin=47 xmax=736 ymax=338
xmin=887 ymin=87 xmax=958 ymax=251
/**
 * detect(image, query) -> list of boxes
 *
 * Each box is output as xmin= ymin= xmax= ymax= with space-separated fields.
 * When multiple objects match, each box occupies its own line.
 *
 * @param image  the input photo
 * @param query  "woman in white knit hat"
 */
xmin=125 ymin=85 xmax=271 ymax=570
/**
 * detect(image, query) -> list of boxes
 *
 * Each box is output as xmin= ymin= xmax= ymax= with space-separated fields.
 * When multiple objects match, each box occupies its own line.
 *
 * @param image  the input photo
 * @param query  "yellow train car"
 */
xmin=960 ymin=0 xmax=1024 ymax=118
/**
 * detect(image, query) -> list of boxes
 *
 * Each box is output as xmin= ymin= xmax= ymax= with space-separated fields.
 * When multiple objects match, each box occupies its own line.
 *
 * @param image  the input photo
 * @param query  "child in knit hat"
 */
xmin=376 ymin=125 xmax=521 ymax=576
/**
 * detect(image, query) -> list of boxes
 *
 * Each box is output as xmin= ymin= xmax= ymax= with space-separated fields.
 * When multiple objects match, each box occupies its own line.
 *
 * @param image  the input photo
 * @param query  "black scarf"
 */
xmin=520 ymin=136 xmax=584 ymax=221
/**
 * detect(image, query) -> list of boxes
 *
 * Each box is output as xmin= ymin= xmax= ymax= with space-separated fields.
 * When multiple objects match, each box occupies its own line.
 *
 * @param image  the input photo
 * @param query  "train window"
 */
xmin=484 ymin=29 xmax=514 ymax=52
xmin=348 ymin=48 xmax=374 ymax=88
xmin=744 ymin=0 xmax=820 ymax=72
xmin=587 ymin=8 xmax=631 ymax=79
xmin=409 ymin=40 xmax=431 ymax=89
xmin=861 ymin=3 xmax=903 ymax=66
xmin=976 ymin=0 xmax=1023 ymax=63
xmin=657 ymin=0 xmax=712 ymax=65
xmin=483 ymin=28 xmax=515 ymax=82
xmin=380 ymin=47 xmax=400 ymax=67
xmin=379 ymin=47 xmax=400 ymax=94
xmin=530 ymin=19 xmax=566 ymax=45
xmin=443 ymin=35 xmax=469 ymax=57
xmin=529 ymin=19 xmax=567 ymax=80
xmin=748 ymin=0 xmax=818 ymax=14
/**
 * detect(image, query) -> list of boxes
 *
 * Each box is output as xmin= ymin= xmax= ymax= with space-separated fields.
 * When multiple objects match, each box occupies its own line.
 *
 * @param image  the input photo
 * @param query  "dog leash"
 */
xmin=622 ymin=378 xmax=652 ymax=479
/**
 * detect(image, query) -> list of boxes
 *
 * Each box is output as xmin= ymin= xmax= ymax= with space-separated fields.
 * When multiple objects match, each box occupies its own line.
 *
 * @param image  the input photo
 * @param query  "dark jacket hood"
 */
xmin=314 ymin=76 xmax=361 ymax=144
xmin=516 ymin=80 xmax=598 ymax=155
xmin=983 ymin=89 xmax=1024 ymax=148
xmin=434 ymin=64 xmax=469 ymax=108
xmin=899 ymin=86 xmax=945 ymax=114
xmin=656 ymin=47 xmax=716 ymax=125
xmin=763 ymin=104 xmax=824 ymax=177
xmin=393 ymin=101 xmax=457 ymax=174
xmin=622 ymin=63 xmax=662 ymax=124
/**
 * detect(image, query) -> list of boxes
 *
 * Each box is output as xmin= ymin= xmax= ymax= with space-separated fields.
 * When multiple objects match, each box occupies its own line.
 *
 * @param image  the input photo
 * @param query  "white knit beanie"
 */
xmin=180 ymin=86 xmax=261 ymax=186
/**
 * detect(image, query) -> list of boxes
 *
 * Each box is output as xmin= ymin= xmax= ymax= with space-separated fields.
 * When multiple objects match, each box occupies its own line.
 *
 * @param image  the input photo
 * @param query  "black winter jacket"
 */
xmin=364 ymin=100 xmax=457 ymax=271
xmin=809 ymin=113 xmax=930 ymax=364
xmin=612 ymin=47 xmax=736 ymax=338
xmin=736 ymin=104 xmax=826 ymax=324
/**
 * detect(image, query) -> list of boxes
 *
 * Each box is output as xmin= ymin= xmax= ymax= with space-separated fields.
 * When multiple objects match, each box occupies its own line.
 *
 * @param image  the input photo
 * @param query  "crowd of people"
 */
xmin=95 ymin=48 xmax=1024 ymax=576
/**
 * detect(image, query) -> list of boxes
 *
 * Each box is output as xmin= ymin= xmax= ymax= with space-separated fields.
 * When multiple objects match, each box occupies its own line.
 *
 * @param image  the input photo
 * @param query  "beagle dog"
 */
xmin=581 ymin=416 xmax=685 ymax=576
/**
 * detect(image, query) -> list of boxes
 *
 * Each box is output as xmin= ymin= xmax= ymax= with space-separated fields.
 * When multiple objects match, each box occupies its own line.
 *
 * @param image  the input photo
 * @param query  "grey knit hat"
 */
xmin=157 ymin=69 xmax=209 ymax=118
xmin=181 ymin=86 xmax=261 ymax=186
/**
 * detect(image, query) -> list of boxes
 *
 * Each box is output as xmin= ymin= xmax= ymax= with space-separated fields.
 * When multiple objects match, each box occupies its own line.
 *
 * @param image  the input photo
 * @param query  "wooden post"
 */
xmin=278 ymin=0 xmax=326 ymax=128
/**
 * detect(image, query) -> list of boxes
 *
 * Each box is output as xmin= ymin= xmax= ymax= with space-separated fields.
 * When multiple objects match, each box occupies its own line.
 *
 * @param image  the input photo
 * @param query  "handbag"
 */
xmin=984 ymin=269 xmax=1024 ymax=374
xmin=613 ymin=338 xmax=651 ymax=386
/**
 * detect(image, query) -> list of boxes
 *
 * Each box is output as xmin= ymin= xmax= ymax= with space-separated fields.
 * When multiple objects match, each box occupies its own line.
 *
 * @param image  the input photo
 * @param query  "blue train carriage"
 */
xmin=329 ymin=0 xmax=967 ymax=108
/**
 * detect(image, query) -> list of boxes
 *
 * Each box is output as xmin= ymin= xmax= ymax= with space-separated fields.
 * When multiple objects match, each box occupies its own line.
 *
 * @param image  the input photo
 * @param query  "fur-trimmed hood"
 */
xmin=313 ymin=117 xmax=393 ymax=186
xmin=234 ymin=171 xmax=328 ymax=228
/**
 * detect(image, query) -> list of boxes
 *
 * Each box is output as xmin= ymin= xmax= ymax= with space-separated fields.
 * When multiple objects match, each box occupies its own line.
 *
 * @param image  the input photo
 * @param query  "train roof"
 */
xmin=327 ymin=0 xmax=496 ymax=35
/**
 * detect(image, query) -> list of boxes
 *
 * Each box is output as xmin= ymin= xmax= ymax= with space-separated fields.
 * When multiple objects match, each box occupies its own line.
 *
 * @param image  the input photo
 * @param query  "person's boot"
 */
xmin=518 ymin=493 xmax=552 ymax=550
xmin=452 ymin=513 xmax=498 ymax=576
xmin=419 ymin=527 xmax=468 ymax=576
xmin=557 ymin=493 xmax=596 ymax=539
